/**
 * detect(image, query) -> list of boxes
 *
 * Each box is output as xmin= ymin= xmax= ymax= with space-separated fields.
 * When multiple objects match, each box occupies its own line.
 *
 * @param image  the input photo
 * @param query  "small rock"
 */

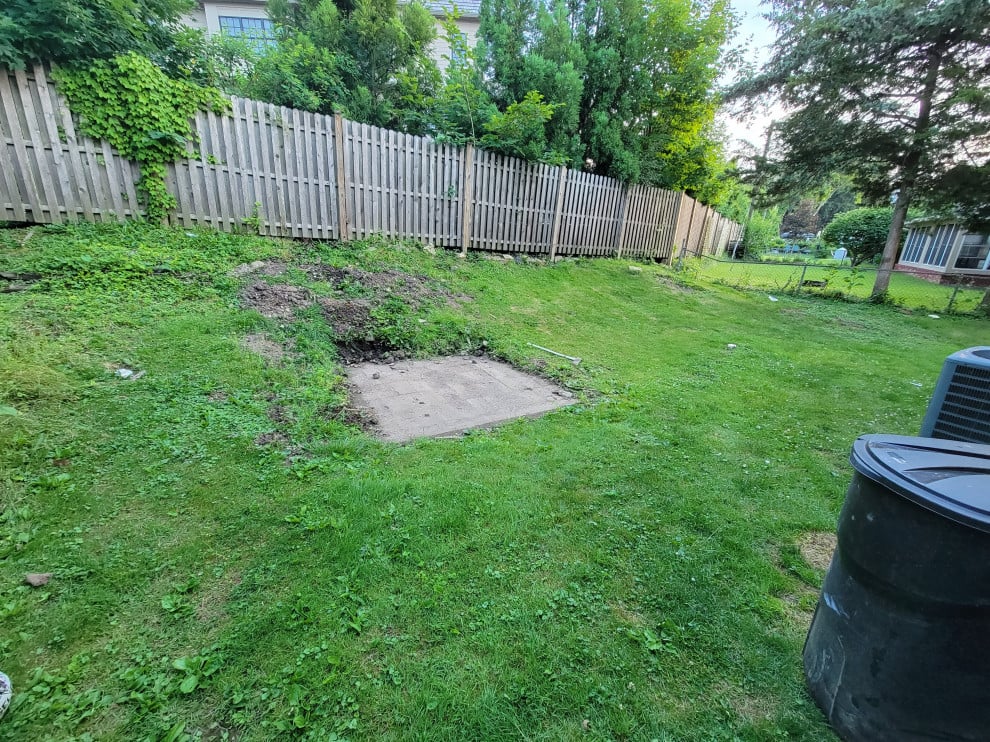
xmin=114 ymin=368 xmax=134 ymax=379
xmin=25 ymin=573 xmax=52 ymax=587
xmin=422 ymin=244 xmax=438 ymax=255
xmin=581 ymin=719 xmax=590 ymax=731
xmin=768 ymin=295 xmax=779 ymax=302
xmin=628 ymin=265 xmax=643 ymax=274
xmin=727 ymin=343 xmax=737 ymax=350
xmin=471 ymin=359 xmax=477 ymax=364
xmin=372 ymin=372 xmax=381 ymax=380
xmin=557 ymin=390 xmax=574 ymax=399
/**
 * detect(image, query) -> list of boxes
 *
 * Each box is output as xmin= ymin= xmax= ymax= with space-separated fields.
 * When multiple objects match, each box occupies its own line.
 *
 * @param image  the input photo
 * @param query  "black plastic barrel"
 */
xmin=804 ymin=434 xmax=990 ymax=741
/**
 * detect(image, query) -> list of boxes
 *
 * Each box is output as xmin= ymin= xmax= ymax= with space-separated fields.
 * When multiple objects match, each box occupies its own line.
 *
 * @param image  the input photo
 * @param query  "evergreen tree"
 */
xmin=731 ymin=0 xmax=990 ymax=297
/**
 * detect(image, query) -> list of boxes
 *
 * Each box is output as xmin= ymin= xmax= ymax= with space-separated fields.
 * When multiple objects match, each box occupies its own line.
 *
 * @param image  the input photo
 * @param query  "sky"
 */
xmin=719 ymin=0 xmax=780 ymax=157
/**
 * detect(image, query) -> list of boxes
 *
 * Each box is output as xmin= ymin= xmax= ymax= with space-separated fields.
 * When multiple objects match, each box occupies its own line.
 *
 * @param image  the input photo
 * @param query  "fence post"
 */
xmin=460 ymin=143 xmax=474 ymax=257
xmin=332 ymin=113 xmax=350 ymax=241
xmin=798 ymin=263 xmax=808 ymax=293
xmin=947 ymin=283 xmax=960 ymax=313
xmin=548 ymin=165 xmax=568 ymax=261
xmin=614 ymin=184 xmax=630 ymax=259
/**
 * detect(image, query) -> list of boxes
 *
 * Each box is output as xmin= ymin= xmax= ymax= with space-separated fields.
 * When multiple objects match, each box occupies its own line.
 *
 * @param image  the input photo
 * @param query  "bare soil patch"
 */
xmin=656 ymin=275 xmax=695 ymax=293
xmin=254 ymin=431 xmax=289 ymax=447
xmin=240 ymin=333 xmax=288 ymax=363
xmin=240 ymin=282 xmax=312 ymax=320
xmin=303 ymin=264 xmax=470 ymax=308
xmin=228 ymin=260 xmax=287 ymax=278
xmin=318 ymin=297 xmax=375 ymax=338
xmin=798 ymin=531 xmax=837 ymax=572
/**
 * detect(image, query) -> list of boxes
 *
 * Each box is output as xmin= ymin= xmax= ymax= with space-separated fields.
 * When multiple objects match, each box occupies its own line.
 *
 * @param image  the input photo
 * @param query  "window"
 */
xmin=218 ymin=16 xmax=276 ymax=52
xmin=902 ymin=227 xmax=928 ymax=263
xmin=954 ymin=233 xmax=990 ymax=271
xmin=921 ymin=224 xmax=956 ymax=267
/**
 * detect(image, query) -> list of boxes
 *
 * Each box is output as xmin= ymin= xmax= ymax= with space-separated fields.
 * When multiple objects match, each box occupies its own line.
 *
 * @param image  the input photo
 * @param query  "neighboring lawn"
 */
xmin=685 ymin=256 xmax=986 ymax=314
xmin=1 ymin=224 xmax=987 ymax=741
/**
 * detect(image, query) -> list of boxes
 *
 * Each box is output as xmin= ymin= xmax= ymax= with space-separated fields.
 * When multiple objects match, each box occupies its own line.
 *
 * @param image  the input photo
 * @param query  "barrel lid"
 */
xmin=851 ymin=435 xmax=990 ymax=532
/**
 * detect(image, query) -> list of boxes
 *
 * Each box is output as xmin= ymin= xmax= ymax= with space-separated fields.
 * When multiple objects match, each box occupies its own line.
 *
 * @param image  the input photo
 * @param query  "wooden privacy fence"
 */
xmin=0 ymin=66 xmax=742 ymax=259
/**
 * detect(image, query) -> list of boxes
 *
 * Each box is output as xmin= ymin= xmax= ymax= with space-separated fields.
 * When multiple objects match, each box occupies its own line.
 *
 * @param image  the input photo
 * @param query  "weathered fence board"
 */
xmin=0 ymin=65 xmax=741 ymax=257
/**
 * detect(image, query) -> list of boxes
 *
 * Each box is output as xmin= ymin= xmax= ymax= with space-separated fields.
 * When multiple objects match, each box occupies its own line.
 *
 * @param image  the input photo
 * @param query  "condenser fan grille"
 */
xmin=922 ymin=348 xmax=990 ymax=445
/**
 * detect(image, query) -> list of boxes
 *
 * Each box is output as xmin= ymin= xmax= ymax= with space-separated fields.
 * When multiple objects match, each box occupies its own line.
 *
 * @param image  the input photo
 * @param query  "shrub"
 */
xmin=820 ymin=207 xmax=893 ymax=266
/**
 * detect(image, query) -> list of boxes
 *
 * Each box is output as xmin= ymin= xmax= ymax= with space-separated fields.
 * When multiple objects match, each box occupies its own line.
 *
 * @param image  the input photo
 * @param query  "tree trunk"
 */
xmin=872 ymin=185 xmax=911 ymax=297
xmin=870 ymin=40 xmax=947 ymax=299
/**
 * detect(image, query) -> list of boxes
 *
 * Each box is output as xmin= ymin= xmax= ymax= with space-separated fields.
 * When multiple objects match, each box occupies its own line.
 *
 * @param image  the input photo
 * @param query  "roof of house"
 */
xmin=422 ymin=1 xmax=481 ymax=18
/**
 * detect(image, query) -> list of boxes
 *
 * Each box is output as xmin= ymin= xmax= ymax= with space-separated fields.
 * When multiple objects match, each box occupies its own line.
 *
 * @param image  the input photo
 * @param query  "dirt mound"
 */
xmin=303 ymin=264 xmax=468 ymax=307
xmin=318 ymin=298 xmax=375 ymax=338
xmin=241 ymin=282 xmax=312 ymax=320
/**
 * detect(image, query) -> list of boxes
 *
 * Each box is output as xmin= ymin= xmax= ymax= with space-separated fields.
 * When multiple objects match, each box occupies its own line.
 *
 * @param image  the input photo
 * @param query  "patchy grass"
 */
xmin=684 ymin=256 xmax=986 ymax=314
xmin=1 ymin=223 xmax=987 ymax=741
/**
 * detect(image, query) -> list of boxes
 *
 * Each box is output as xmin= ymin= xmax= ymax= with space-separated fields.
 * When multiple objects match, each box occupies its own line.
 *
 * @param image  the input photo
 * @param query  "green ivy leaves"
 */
xmin=53 ymin=53 xmax=229 ymax=222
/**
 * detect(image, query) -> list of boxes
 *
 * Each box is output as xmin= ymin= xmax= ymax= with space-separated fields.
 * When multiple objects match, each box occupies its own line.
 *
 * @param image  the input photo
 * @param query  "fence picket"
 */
xmin=0 ymin=66 xmax=741 ymax=251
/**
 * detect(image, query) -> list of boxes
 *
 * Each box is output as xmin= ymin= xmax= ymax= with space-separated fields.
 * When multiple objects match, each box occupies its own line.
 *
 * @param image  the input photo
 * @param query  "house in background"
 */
xmin=896 ymin=219 xmax=990 ymax=286
xmin=184 ymin=1 xmax=480 ymax=68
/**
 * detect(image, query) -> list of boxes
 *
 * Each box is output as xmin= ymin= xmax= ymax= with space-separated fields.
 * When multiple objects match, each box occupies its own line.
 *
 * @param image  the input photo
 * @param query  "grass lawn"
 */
xmin=685 ymin=256 xmax=986 ymax=314
xmin=1 ymin=223 xmax=987 ymax=741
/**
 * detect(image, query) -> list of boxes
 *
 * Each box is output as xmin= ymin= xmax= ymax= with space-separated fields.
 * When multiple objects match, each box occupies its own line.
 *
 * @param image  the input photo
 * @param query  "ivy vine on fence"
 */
xmin=53 ymin=53 xmax=229 ymax=222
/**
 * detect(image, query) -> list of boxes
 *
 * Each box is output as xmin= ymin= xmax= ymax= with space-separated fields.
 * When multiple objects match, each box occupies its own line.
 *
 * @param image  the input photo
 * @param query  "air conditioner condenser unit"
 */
xmin=920 ymin=347 xmax=990 ymax=444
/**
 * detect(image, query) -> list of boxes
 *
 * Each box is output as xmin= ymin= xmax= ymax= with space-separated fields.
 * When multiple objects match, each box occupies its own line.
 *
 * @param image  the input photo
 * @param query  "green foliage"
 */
xmin=476 ymin=0 xmax=736 ymax=196
xmin=0 ymin=0 xmax=192 ymax=68
xmin=237 ymin=34 xmax=347 ymax=112
xmin=730 ymin=0 xmax=990 ymax=293
xmin=480 ymin=91 xmax=564 ymax=163
xmin=741 ymin=210 xmax=783 ymax=257
xmin=231 ymin=0 xmax=438 ymax=129
xmin=53 ymin=53 xmax=228 ymax=222
xmin=820 ymin=208 xmax=893 ymax=266
xmin=417 ymin=12 xmax=497 ymax=144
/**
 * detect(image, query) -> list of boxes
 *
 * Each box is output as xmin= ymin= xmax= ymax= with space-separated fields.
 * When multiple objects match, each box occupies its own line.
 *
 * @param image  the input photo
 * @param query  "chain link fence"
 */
xmin=677 ymin=255 xmax=989 ymax=316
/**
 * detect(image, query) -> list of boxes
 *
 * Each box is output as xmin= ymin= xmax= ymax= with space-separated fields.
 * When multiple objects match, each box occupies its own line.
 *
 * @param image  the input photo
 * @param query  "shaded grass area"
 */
xmin=1 ymin=223 xmax=987 ymax=740
xmin=684 ymin=256 xmax=986 ymax=314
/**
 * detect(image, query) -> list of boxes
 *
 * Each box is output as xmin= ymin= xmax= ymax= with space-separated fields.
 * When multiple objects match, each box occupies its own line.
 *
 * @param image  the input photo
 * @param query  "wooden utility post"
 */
xmin=614 ymin=185 xmax=630 ymax=259
xmin=548 ymin=165 xmax=568 ymax=261
xmin=332 ymin=113 xmax=350 ymax=240
xmin=460 ymin=143 xmax=475 ymax=257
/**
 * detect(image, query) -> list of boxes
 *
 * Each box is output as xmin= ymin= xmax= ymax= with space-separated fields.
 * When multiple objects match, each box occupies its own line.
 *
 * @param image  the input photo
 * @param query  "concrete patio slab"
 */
xmin=347 ymin=356 xmax=575 ymax=442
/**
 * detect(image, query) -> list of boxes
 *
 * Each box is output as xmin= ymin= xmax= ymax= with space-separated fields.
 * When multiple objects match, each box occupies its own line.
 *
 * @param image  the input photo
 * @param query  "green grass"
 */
xmin=1 ymin=223 xmax=987 ymax=741
xmin=685 ymin=256 xmax=986 ymax=314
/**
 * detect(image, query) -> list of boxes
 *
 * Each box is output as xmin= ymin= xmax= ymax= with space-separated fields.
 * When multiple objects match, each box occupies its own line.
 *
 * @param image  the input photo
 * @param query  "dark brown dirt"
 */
xmin=318 ymin=298 xmax=375 ymax=338
xmin=254 ymin=431 xmax=289 ymax=447
xmin=238 ymin=265 xmax=472 ymax=364
xmin=798 ymin=531 xmax=837 ymax=572
xmin=266 ymin=405 xmax=293 ymax=425
xmin=302 ymin=264 xmax=469 ymax=307
xmin=240 ymin=282 xmax=312 ymax=320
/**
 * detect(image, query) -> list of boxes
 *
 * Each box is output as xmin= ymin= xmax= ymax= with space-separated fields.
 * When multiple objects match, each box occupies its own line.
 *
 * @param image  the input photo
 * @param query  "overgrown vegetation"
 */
xmin=1 ymin=0 xmax=749 ymax=220
xmin=52 ymin=53 xmax=228 ymax=222
xmin=2 ymin=223 xmax=987 ymax=739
